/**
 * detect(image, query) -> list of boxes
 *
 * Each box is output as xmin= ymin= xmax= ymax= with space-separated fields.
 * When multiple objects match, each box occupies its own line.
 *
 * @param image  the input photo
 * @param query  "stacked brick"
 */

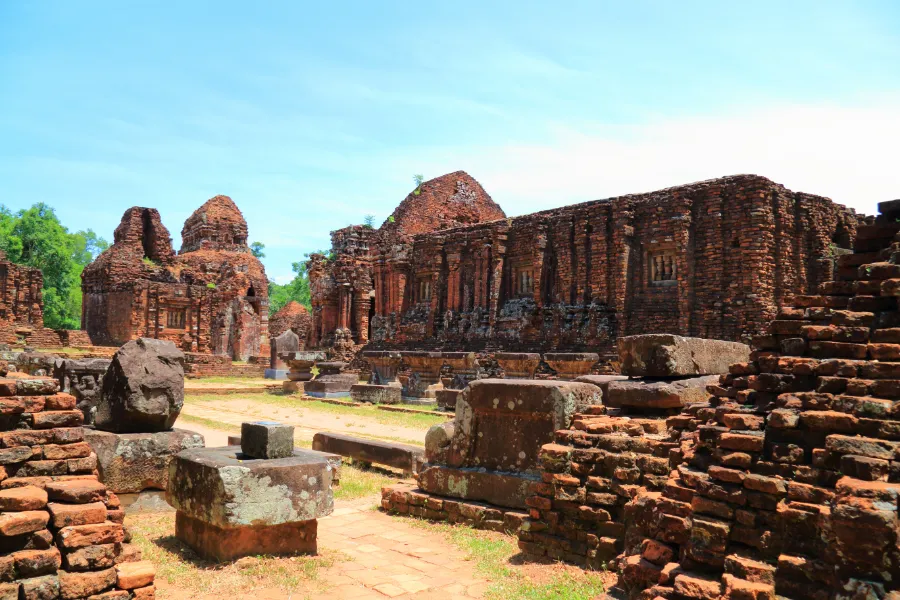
xmin=517 ymin=412 xmax=676 ymax=568
xmin=0 ymin=367 xmax=154 ymax=599
xmin=614 ymin=201 xmax=900 ymax=599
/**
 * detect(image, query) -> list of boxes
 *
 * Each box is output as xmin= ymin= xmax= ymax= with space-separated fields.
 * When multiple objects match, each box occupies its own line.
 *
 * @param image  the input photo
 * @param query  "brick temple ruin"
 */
xmin=0 ymin=251 xmax=91 ymax=348
xmin=378 ymin=198 xmax=900 ymax=599
xmin=81 ymin=195 xmax=269 ymax=361
xmin=309 ymin=172 xmax=862 ymax=356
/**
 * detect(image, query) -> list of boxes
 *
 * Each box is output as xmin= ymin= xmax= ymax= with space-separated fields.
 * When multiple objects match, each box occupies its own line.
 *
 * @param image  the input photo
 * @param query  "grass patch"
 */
xmin=334 ymin=462 xmax=401 ymax=501
xmin=185 ymin=392 xmax=446 ymax=432
xmin=402 ymin=518 xmax=608 ymax=600
xmin=129 ymin=512 xmax=340 ymax=599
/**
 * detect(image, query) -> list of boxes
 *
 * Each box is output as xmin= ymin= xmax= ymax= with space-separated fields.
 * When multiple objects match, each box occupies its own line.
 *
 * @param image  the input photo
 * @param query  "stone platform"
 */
xmin=85 ymin=427 xmax=205 ymax=493
xmin=166 ymin=444 xmax=338 ymax=561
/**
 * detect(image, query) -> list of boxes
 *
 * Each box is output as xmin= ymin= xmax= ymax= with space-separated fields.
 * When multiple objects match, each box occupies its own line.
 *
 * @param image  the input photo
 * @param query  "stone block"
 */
xmin=269 ymin=329 xmax=299 ymax=371
xmin=240 ymin=422 xmax=294 ymax=459
xmin=166 ymin=446 xmax=335 ymax=529
xmin=435 ymin=388 xmax=461 ymax=411
xmin=312 ymin=432 xmax=424 ymax=474
xmin=606 ymin=376 xmax=719 ymax=409
xmin=350 ymin=384 xmax=402 ymax=405
xmin=417 ymin=464 xmax=537 ymax=510
xmin=84 ymin=428 xmax=205 ymax=493
xmin=618 ymin=334 xmax=750 ymax=377
xmin=441 ymin=379 xmax=601 ymax=472
xmin=95 ymin=338 xmax=185 ymax=433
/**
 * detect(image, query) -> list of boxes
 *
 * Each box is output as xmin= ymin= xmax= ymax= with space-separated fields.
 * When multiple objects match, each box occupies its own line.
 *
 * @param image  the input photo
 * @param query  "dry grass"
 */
xmin=128 ymin=512 xmax=343 ymax=600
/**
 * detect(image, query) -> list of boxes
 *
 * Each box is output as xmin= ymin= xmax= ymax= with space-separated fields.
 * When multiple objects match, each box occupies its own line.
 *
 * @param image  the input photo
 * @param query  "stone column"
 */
xmin=489 ymin=233 xmax=507 ymax=331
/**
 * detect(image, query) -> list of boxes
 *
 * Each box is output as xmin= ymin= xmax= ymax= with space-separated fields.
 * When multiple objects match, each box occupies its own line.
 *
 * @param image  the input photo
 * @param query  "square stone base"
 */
xmin=382 ymin=483 xmax=528 ymax=534
xmin=175 ymin=511 xmax=317 ymax=561
xmin=264 ymin=368 xmax=289 ymax=380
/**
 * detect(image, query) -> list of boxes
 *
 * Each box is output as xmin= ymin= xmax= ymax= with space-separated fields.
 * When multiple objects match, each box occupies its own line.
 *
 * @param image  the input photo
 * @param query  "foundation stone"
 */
xmin=166 ymin=443 xmax=337 ymax=562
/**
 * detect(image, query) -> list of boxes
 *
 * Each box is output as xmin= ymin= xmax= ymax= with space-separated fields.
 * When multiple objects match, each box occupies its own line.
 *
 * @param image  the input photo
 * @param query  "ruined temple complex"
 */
xmin=309 ymin=172 xmax=862 ymax=356
xmin=81 ymin=196 xmax=269 ymax=360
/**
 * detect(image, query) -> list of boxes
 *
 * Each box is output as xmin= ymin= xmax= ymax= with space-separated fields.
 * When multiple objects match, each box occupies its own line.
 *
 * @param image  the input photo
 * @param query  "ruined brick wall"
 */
xmin=0 ymin=369 xmax=155 ymax=598
xmin=520 ymin=201 xmax=900 ymax=599
xmin=82 ymin=197 xmax=269 ymax=360
xmin=345 ymin=174 xmax=859 ymax=353
xmin=0 ymin=251 xmax=44 ymax=329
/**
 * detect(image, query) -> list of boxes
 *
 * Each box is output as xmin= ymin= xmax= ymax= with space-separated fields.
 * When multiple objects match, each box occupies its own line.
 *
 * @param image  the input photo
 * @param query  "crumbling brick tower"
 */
xmin=615 ymin=201 xmax=900 ymax=599
xmin=82 ymin=196 xmax=269 ymax=360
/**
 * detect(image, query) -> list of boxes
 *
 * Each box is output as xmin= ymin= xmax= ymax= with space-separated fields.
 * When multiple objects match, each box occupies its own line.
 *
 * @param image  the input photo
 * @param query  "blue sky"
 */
xmin=2 ymin=1 xmax=899 ymax=282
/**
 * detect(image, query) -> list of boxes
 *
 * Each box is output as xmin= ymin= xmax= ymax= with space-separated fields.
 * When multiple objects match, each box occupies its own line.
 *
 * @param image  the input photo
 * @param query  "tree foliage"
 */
xmin=0 ymin=203 xmax=108 ymax=330
xmin=250 ymin=241 xmax=266 ymax=259
xmin=268 ymin=260 xmax=311 ymax=314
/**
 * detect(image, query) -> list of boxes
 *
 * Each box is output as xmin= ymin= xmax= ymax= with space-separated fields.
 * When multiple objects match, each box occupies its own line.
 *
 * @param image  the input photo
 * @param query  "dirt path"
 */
xmin=181 ymin=398 xmax=430 ymax=446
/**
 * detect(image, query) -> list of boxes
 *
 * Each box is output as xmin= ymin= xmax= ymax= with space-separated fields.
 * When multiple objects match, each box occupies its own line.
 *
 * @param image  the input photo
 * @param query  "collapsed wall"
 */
xmin=0 ymin=366 xmax=155 ymax=599
xmin=522 ymin=202 xmax=900 ymax=599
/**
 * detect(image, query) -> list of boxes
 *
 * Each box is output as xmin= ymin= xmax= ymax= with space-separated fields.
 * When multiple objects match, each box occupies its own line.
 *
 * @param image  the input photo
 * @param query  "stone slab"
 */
xmin=241 ymin=422 xmax=294 ymax=459
xmin=574 ymin=374 xmax=628 ymax=397
xmin=349 ymin=384 xmax=402 ymax=405
xmin=175 ymin=510 xmax=316 ymax=562
xmin=312 ymin=432 xmax=424 ymax=474
xmin=618 ymin=334 xmax=750 ymax=377
xmin=84 ymin=427 xmax=205 ymax=494
xmin=606 ymin=375 xmax=719 ymax=409
xmin=417 ymin=464 xmax=538 ymax=509
xmin=166 ymin=446 xmax=336 ymax=528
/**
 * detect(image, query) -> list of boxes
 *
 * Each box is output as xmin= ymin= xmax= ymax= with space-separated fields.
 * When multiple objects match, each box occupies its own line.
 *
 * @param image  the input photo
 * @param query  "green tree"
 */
xmin=250 ymin=241 xmax=266 ymax=259
xmin=0 ymin=203 xmax=108 ymax=330
xmin=363 ymin=214 xmax=375 ymax=229
xmin=267 ymin=261 xmax=311 ymax=314
xmin=413 ymin=174 xmax=424 ymax=196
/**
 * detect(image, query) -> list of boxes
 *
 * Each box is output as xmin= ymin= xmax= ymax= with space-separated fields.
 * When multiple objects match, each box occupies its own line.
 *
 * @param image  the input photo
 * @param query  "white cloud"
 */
xmin=404 ymin=97 xmax=900 ymax=218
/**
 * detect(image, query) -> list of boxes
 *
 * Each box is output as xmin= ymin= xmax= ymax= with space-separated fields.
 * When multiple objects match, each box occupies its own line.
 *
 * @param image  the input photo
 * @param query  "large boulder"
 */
xmin=618 ymin=334 xmax=750 ymax=377
xmin=95 ymin=338 xmax=185 ymax=433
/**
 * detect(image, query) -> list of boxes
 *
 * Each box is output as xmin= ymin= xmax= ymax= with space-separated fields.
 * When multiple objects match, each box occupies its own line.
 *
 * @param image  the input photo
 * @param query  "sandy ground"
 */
xmin=180 ymin=397 xmax=432 ymax=447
